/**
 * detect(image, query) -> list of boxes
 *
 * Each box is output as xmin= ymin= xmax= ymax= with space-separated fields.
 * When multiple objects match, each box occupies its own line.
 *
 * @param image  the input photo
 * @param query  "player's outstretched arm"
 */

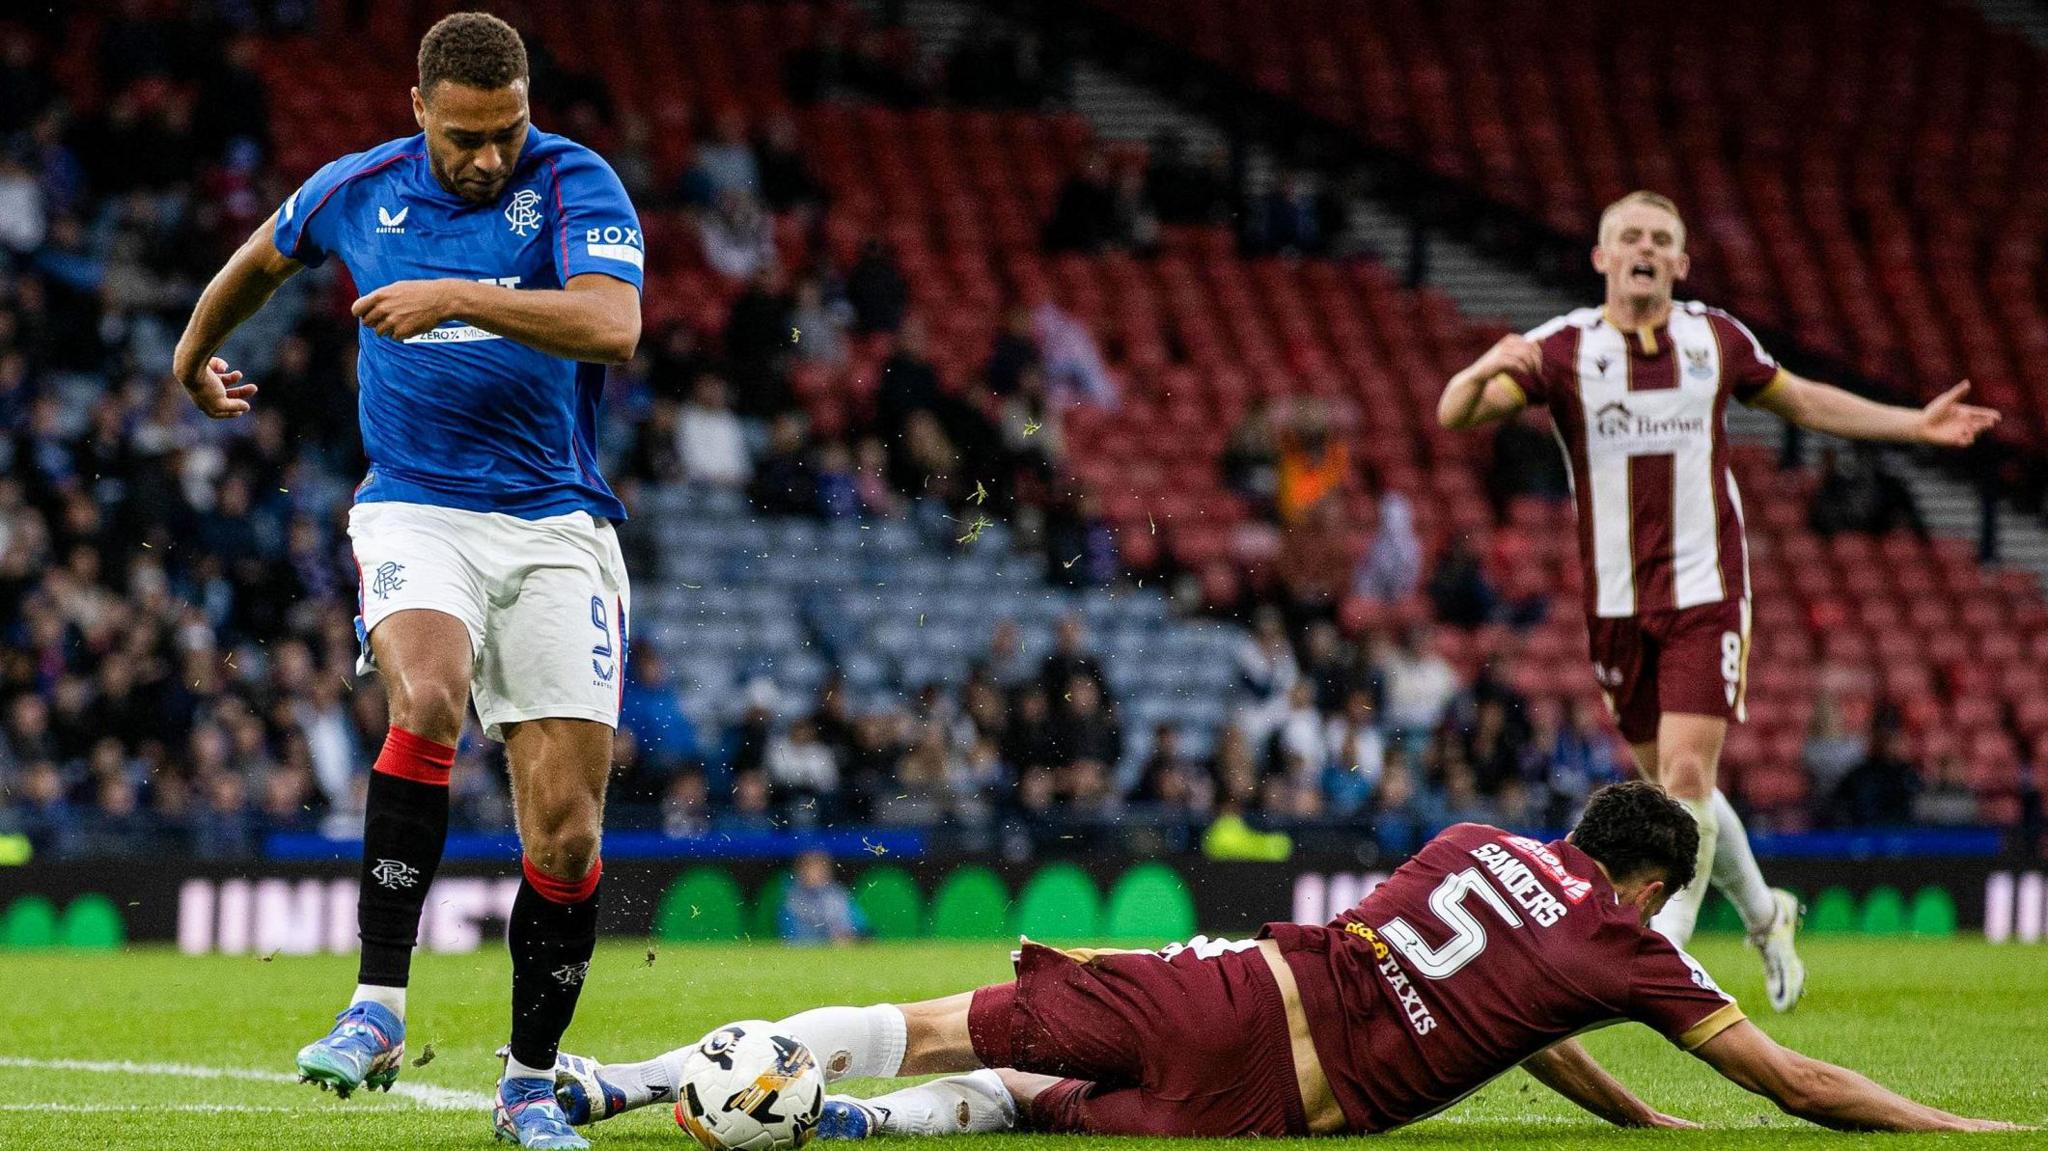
xmin=1437 ymin=334 xmax=1537 ymax=430
xmin=172 ymin=211 xmax=303 ymax=419
xmin=352 ymin=272 xmax=640 ymax=363
xmin=1694 ymin=1020 xmax=2026 ymax=1132
xmin=1521 ymin=1039 xmax=1698 ymax=1129
xmin=1750 ymin=374 xmax=2000 ymax=448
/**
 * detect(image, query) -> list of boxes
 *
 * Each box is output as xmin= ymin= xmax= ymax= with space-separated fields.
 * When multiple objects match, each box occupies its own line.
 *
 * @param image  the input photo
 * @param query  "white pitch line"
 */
xmin=0 ymin=1097 xmax=311 ymax=1105
xmin=0 ymin=1055 xmax=490 ymax=1111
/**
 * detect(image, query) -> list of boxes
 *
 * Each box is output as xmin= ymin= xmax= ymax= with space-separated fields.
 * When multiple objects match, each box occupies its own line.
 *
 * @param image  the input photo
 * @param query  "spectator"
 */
xmin=749 ymin=412 xmax=817 ymax=517
xmin=1352 ymin=492 xmax=1422 ymax=603
xmin=1221 ymin=404 xmax=1280 ymax=516
xmin=984 ymin=304 xmax=1041 ymax=397
xmin=1800 ymin=689 xmax=1868 ymax=800
xmin=1808 ymin=445 xmax=1926 ymax=539
xmin=778 ymin=850 xmax=864 ymax=944
xmin=1131 ymin=724 xmax=1212 ymax=817
xmin=1376 ymin=625 xmax=1459 ymax=745
xmin=1043 ymin=151 xmax=1118 ymax=252
xmin=1039 ymin=615 xmax=1110 ymax=710
xmin=1323 ymin=688 xmax=1385 ymax=815
xmin=1233 ymin=607 xmax=1300 ymax=743
xmin=765 ymin=717 xmax=839 ymax=814
xmin=1276 ymin=499 xmax=1352 ymax=618
xmin=1911 ymin=752 xmax=1980 ymax=827
xmin=1828 ymin=726 xmax=1920 ymax=827
xmin=619 ymin=647 xmax=699 ymax=774
xmin=1487 ymin=412 xmax=1571 ymax=511
xmin=1426 ymin=536 xmax=1499 ymax=629
xmin=1032 ymin=300 xmax=1116 ymax=407
xmin=789 ymin=275 xmax=851 ymax=367
xmin=1245 ymin=171 xmax=1328 ymax=256
xmin=687 ymin=106 xmax=760 ymax=204
xmin=1144 ymin=132 xmax=1231 ymax=226
xmin=755 ymin=110 xmax=822 ymax=215
xmin=1274 ymin=402 xmax=1348 ymax=524
xmin=676 ymin=374 xmax=751 ymax=487
xmin=723 ymin=264 xmax=795 ymax=414
xmin=845 ymin=240 xmax=908 ymax=335
xmin=1546 ymin=698 xmax=1624 ymax=813
xmin=700 ymin=188 xmax=776 ymax=282
xmin=1047 ymin=673 xmax=1119 ymax=808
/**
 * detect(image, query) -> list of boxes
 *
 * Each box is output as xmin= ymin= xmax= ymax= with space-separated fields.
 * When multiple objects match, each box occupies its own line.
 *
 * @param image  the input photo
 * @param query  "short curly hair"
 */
xmin=1568 ymin=780 xmax=1699 ymax=892
xmin=418 ymin=11 xmax=528 ymax=98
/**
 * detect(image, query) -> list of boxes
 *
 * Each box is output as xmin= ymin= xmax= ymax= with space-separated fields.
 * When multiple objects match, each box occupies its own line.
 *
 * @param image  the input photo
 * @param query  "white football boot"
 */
xmin=1750 ymin=888 xmax=1807 ymax=1012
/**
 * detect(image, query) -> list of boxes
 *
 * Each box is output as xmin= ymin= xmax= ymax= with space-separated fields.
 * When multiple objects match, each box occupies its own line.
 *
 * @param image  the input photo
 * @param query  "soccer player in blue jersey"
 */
xmin=171 ymin=13 xmax=641 ymax=1148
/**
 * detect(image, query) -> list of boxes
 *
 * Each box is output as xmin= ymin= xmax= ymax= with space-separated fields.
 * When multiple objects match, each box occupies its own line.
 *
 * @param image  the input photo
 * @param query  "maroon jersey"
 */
xmin=1262 ymin=823 xmax=1744 ymax=1133
xmin=1497 ymin=302 xmax=1785 ymax=619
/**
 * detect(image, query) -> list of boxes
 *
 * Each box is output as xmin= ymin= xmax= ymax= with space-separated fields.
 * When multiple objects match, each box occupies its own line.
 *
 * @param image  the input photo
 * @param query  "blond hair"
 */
xmin=1598 ymin=191 xmax=1685 ymax=248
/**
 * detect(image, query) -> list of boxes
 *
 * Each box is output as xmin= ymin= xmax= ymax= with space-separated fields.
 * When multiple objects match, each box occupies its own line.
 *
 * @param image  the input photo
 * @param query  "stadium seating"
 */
xmin=241 ymin=0 xmax=2046 ymax=826
xmin=1087 ymin=0 xmax=2048 ymax=451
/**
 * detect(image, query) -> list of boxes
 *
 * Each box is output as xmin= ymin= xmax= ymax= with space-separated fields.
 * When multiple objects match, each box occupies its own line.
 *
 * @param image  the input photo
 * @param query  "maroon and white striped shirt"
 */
xmin=1498 ymin=302 xmax=1787 ymax=618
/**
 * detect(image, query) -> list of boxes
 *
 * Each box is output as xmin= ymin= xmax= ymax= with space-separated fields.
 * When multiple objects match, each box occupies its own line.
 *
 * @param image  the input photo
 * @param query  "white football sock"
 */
xmin=351 ymin=983 xmax=405 ymax=1018
xmin=503 ymin=1055 xmax=555 ymax=1083
xmin=776 ymin=1005 xmax=907 ymax=1082
xmin=1708 ymin=788 xmax=1778 ymax=935
xmin=852 ymin=1070 xmax=1016 ymax=1135
xmin=602 ymin=1046 xmax=690 ymax=1111
xmin=1650 ymin=792 xmax=1718 ymax=947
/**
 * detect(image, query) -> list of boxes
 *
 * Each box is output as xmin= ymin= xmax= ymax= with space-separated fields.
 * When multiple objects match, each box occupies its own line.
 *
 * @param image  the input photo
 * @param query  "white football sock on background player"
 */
xmin=1708 ymin=789 xmax=1778 ymax=932
xmin=1650 ymin=793 xmax=1718 ymax=945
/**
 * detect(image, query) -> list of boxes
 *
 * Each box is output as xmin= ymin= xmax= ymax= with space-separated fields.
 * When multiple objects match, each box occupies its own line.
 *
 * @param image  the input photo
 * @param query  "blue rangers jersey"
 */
xmin=274 ymin=126 xmax=644 ymax=521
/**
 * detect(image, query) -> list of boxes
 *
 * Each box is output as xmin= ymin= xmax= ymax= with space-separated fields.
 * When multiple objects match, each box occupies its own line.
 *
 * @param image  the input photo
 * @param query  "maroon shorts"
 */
xmin=966 ymin=940 xmax=1308 ymax=1137
xmin=1585 ymin=598 xmax=1750 ymax=743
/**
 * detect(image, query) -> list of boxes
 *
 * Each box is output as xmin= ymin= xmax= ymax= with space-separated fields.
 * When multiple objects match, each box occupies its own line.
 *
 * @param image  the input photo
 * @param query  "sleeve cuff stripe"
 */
xmin=1678 ymin=1002 xmax=1746 ymax=1051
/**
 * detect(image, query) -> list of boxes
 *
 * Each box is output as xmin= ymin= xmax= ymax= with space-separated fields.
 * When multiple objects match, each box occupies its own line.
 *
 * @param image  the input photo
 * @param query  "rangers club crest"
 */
xmin=505 ymin=188 xmax=543 ymax=236
xmin=370 ymin=858 xmax=420 ymax=890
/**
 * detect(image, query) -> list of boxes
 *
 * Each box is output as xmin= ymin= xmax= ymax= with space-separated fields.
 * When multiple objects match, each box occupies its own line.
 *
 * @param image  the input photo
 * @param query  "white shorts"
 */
xmin=348 ymin=502 xmax=632 ymax=742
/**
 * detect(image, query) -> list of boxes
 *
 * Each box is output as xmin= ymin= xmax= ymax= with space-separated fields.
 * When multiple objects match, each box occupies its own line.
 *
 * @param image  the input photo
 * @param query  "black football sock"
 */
xmin=507 ymin=855 xmax=603 ymax=1072
xmin=356 ymin=727 xmax=456 ymax=991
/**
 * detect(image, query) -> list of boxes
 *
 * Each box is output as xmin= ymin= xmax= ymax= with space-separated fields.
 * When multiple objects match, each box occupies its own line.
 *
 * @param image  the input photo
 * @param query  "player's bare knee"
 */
xmin=1660 ymin=754 xmax=1713 ymax=802
xmin=529 ymin=827 xmax=600 ymax=880
xmin=385 ymin=674 xmax=466 ymax=745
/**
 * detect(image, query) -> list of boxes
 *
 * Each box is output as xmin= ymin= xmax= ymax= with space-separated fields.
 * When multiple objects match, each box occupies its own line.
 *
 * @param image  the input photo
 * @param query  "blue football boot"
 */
xmin=550 ymin=1052 xmax=633 ymax=1125
xmin=816 ymin=1097 xmax=883 ymax=1140
xmin=295 ymin=1001 xmax=405 ymax=1099
xmin=493 ymin=1074 xmax=590 ymax=1150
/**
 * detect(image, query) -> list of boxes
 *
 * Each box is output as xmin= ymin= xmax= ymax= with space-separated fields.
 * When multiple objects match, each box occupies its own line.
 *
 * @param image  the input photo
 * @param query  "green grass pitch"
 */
xmin=0 ymin=937 xmax=2044 ymax=1149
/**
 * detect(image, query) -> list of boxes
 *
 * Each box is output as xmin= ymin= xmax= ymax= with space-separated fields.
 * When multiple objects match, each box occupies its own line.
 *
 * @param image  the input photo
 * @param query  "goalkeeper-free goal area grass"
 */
xmin=0 ymin=937 xmax=2042 ymax=1149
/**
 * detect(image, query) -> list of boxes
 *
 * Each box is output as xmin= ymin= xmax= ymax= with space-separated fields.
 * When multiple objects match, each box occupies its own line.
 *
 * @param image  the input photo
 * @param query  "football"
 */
xmin=673 ymin=1021 xmax=825 ymax=1151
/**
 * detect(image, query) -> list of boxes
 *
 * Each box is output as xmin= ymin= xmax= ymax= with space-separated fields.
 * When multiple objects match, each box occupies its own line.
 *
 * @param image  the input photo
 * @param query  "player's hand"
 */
xmin=1641 ymin=1111 xmax=1702 ymax=1130
xmin=1917 ymin=381 xmax=2001 ymax=447
xmin=176 ymin=355 xmax=257 ymax=419
xmin=1473 ymin=333 xmax=1542 ymax=381
xmin=352 ymin=279 xmax=462 ymax=342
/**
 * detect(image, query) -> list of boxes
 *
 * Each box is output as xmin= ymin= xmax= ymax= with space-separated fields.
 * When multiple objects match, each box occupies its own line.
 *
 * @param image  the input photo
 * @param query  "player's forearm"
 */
xmin=173 ymin=231 xmax=296 ymax=380
xmin=1778 ymin=1058 xmax=1975 ymax=1132
xmin=1438 ymin=365 xmax=1501 ymax=430
xmin=1522 ymin=1041 xmax=1663 ymax=1127
xmin=449 ymin=280 xmax=640 ymax=364
xmin=1768 ymin=379 xmax=1923 ymax=443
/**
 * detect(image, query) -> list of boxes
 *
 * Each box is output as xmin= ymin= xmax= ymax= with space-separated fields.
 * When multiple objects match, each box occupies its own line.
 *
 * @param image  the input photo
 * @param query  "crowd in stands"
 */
xmin=0 ymin=6 xmax=2036 ymax=864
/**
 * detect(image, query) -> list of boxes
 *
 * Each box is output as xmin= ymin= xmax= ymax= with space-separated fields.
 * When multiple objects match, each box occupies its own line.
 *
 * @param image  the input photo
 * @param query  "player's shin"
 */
xmin=842 ymin=1070 xmax=1017 ymax=1136
xmin=506 ymin=856 xmax=603 ymax=1077
xmin=1649 ymin=792 xmax=1718 ymax=946
xmin=355 ymin=727 xmax=457 ymax=1012
xmin=1707 ymin=789 xmax=1778 ymax=933
xmin=776 ymin=1004 xmax=909 ymax=1081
